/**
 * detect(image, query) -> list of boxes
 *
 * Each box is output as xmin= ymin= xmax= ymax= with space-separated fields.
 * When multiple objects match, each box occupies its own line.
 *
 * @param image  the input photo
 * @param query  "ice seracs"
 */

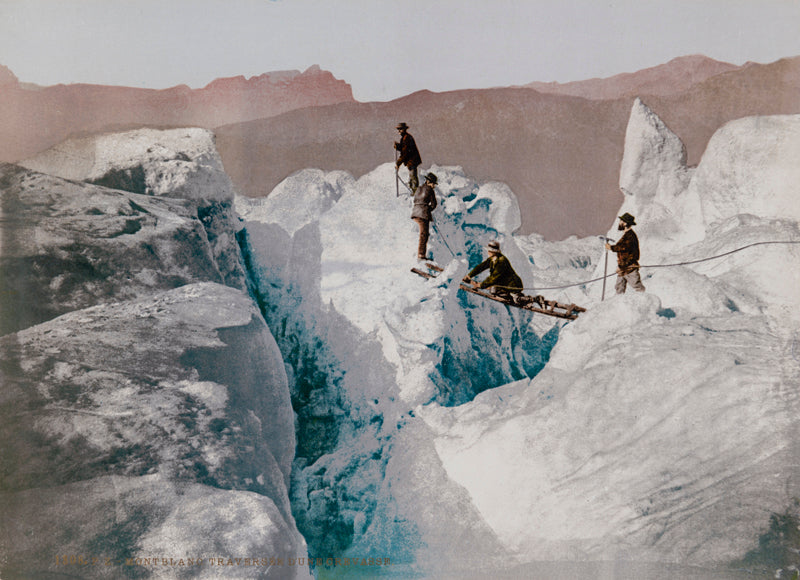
xmin=4 ymin=105 xmax=800 ymax=577
xmin=21 ymin=127 xmax=247 ymax=288
xmin=237 ymin=161 xmax=564 ymax=574
xmin=693 ymin=114 xmax=800 ymax=225
xmin=239 ymin=108 xmax=800 ymax=576
xmin=420 ymin=109 xmax=800 ymax=572
xmin=1 ymin=128 xmax=311 ymax=579
xmin=616 ymin=97 xmax=702 ymax=254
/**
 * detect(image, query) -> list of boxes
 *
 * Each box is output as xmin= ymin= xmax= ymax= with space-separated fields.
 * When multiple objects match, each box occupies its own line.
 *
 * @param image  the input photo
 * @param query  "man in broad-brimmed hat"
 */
xmin=411 ymin=173 xmax=438 ymax=260
xmin=466 ymin=240 xmax=524 ymax=303
xmin=605 ymin=212 xmax=646 ymax=294
xmin=394 ymin=122 xmax=422 ymax=192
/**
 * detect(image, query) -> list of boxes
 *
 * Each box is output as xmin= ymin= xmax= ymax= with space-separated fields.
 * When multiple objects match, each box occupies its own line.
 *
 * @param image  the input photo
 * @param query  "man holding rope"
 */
xmin=606 ymin=212 xmax=646 ymax=294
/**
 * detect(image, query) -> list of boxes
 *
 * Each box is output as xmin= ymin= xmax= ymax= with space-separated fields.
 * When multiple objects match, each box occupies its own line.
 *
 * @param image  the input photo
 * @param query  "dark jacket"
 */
xmin=395 ymin=132 xmax=422 ymax=169
xmin=411 ymin=182 xmax=437 ymax=221
xmin=468 ymin=254 xmax=523 ymax=290
xmin=610 ymin=229 xmax=640 ymax=274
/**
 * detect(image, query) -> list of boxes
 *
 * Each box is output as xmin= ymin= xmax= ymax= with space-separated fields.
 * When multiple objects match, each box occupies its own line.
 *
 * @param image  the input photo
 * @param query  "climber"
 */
xmin=394 ymin=122 xmax=422 ymax=193
xmin=465 ymin=240 xmax=525 ymax=304
xmin=605 ymin=212 xmax=646 ymax=294
xmin=411 ymin=173 xmax=438 ymax=261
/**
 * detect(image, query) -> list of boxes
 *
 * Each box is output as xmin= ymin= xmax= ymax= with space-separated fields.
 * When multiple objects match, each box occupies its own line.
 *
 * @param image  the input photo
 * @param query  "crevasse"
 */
xmin=235 ymin=163 xmax=566 ymax=569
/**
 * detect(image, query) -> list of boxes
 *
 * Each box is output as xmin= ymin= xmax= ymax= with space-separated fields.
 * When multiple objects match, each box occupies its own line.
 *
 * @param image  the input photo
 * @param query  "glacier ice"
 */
xmin=238 ymin=109 xmax=800 ymax=577
xmin=3 ymin=105 xmax=800 ymax=579
xmin=237 ymin=162 xmax=567 ymax=572
xmin=1 ymin=130 xmax=312 ymax=579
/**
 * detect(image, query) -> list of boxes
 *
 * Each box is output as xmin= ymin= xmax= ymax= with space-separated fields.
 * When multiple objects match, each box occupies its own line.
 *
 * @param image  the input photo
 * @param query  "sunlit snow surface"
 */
xmin=238 ymin=111 xmax=800 ymax=577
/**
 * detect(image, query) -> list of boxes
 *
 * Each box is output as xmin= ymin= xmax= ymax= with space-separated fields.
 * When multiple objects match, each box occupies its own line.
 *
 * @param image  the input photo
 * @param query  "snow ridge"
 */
xmin=240 ymin=108 xmax=800 ymax=577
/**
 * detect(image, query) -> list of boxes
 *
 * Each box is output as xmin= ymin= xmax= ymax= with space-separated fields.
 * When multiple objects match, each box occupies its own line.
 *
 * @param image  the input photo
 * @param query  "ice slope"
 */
xmin=419 ymin=108 xmax=800 ymax=574
xmin=0 ymin=284 xmax=307 ymax=579
xmin=240 ymin=108 xmax=800 ymax=577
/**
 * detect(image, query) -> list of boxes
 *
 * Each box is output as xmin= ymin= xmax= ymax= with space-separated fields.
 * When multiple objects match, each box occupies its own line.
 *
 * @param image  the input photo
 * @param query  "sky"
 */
xmin=1 ymin=0 xmax=799 ymax=102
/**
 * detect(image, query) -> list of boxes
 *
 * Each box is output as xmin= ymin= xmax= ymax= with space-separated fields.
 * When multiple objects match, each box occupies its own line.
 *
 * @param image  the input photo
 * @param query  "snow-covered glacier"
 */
xmin=236 ymin=102 xmax=800 ymax=578
xmin=2 ymin=101 xmax=799 ymax=580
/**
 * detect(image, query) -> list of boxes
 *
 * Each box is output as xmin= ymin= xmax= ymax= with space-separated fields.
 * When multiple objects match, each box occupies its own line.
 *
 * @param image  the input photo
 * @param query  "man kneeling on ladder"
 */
xmin=465 ymin=240 xmax=525 ymax=304
xmin=606 ymin=212 xmax=646 ymax=294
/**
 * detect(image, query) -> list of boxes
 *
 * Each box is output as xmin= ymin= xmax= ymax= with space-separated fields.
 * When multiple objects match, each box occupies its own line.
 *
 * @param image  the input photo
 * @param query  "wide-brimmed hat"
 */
xmin=487 ymin=240 xmax=501 ymax=253
xmin=618 ymin=212 xmax=636 ymax=226
xmin=425 ymin=173 xmax=437 ymax=184
xmin=396 ymin=122 xmax=409 ymax=130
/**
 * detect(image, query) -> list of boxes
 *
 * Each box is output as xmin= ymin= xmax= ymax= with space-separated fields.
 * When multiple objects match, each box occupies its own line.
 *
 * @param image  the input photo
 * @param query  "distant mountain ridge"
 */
xmin=523 ymin=55 xmax=741 ymax=99
xmin=0 ymin=65 xmax=354 ymax=161
xmin=3 ymin=56 xmax=800 ymax=238
xmin=214 ymin=55 xmax=800 ymax=238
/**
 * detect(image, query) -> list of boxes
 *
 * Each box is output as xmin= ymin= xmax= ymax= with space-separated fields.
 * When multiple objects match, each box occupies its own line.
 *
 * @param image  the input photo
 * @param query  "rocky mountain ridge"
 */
xmin=0 ymin=65 xmax=353 ymax=162
xmin=214 ymin=56 xmax=800 ymax=239
xmin=3 ymin=56 xmax=800 ymax=239
xmin=523 ymin=54 xmax=741 ymax=99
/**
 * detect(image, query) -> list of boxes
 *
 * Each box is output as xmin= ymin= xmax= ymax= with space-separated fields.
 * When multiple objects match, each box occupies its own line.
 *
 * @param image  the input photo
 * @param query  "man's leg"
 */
xmin=414 ymin=218 xmax=429 ymax=259
xmin=615 ymin=273 xmax=627 ymax=294
xmin=490 ymin=287 xmax=514 ymax=302
xmin=627 ymin=269 xmax=646 ymax=292
xmin=409 ymin=166 xmax=419 ymax=192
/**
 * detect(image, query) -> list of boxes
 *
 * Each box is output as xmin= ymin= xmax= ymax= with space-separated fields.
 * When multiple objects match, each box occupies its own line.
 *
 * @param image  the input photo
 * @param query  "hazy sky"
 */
xmin=1 ymin=0 xmax=799 ymax=102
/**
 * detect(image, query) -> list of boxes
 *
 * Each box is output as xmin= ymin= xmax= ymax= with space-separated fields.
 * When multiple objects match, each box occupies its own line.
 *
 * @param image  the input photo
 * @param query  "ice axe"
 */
xmin=394 ymin=148 xmax=399 ymax=197
xmin=598 ymin=236 xmax=615 ymax=301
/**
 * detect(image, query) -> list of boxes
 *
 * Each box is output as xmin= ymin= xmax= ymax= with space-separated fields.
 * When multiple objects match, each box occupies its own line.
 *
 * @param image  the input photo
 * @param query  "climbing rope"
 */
xmin=397 ymin=173 xmax=799 ymax=293
xmin=492 ymin=239 xmax=800 ymax=292
xmin=431 ymin=216 xmax=457 ymax=258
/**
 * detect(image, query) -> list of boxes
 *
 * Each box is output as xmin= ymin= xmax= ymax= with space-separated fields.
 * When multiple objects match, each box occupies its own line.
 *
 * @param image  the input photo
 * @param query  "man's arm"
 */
xmin=467 ymin=258 xmax=491 ymax=279
xmin=480 ymin=257 xmax=512 ymax=288
xmin=428 ymin=187 xmax=437 ymax=211
xmin=610 ymin=230 xmax=633 ymax=253
xmin=397 ymin=134 xmax=414 ymax=166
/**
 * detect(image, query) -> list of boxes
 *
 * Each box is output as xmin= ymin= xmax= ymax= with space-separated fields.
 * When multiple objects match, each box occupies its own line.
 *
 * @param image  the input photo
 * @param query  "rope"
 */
xmin=431 ymin=216 xmax=457 ymax=258
xmin=487 ymin=239 xmax=800 ymax=292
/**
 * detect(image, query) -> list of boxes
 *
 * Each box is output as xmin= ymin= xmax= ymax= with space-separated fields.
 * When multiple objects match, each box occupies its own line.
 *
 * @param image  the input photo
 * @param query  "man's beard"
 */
xmin=617 ymin=223 xmax=626 ymax=231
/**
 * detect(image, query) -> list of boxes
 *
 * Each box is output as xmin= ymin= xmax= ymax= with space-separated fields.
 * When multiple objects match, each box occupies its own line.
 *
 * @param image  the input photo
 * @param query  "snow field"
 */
xmin=241 ymin=109 xmax=800 ymax=574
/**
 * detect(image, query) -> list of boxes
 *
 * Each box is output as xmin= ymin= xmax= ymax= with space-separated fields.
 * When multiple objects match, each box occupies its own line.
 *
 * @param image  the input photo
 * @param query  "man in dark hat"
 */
xmin=466 ymin=240 xmax=525 ymax=303
xmin=411 ymin=173 xmax=438 ymax=260
xmin=395 ymin=122 xmax=422 ymax=192
xmin=605 ymin=212 xmax=645 ymax=294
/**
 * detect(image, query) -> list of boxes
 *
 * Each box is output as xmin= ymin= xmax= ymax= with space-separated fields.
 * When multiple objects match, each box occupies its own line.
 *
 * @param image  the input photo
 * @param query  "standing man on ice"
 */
xmin=395 ymin=122 xmax=422 ymax=193
xmin=606 ymin=212 xmax=646 ymax=294
xmin=466 ymin=240 xmax=525 ymax=304
xmin=411 ymin=173 xmax=438 ymax=261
